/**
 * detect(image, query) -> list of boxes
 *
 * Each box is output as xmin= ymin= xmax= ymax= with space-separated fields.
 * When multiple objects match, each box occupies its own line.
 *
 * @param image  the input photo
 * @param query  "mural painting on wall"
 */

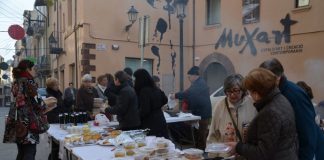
xmin=163 ymin=0 xmax=175 ymax=30
xmin=215 ymin=14 xmax=302 ymax=56
xmin=146 ymin=0 xmax=157 ymax=8
xmin=143 ymin=0 xmax=177 ymax=76
xmin=153 ymin=18 xmax=168 ymax=43
xmin=169 ymin=40 xmax=177 ymax=77
xmin=151 ymin=45 xmax=161 ymax=74
xmin=242 ymin=0 xmax=260 ymax=24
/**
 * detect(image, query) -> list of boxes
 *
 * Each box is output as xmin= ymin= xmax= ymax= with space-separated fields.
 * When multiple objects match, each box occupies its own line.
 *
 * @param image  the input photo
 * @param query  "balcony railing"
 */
xmin=32 ymin=22 xmax=45 ymax=37
xmin=37 ymin=55 xmax=51 ymax=75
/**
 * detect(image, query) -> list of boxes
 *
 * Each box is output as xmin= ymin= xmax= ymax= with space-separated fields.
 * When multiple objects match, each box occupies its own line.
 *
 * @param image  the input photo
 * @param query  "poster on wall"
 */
xmin=242 ymin=0 xmax=260 ymax=24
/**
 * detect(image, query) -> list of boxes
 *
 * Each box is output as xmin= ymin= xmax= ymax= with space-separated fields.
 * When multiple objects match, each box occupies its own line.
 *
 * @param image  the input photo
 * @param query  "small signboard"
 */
xmin=96 ymin=43 xmax=107 ymax=51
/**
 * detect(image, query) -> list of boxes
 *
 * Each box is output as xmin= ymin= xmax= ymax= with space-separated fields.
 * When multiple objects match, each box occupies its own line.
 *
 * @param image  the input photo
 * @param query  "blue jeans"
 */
xmin=16 ymin=144 xmax=36 ymax=160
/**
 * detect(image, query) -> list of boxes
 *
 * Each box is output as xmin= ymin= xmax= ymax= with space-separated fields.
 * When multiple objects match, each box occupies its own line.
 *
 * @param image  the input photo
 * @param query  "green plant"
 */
xmin=46 ymin=0 xmax=54 ymax=6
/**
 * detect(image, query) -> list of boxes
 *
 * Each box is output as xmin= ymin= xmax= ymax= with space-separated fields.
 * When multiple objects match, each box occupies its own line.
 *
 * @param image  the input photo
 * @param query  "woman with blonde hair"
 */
xmin=227 ymin=68 xmax=298 ymax=160
xmin=46 ymin=77 xmax=66 ymax=123
xmin=45 ymin=77 xmax=65 ymax=160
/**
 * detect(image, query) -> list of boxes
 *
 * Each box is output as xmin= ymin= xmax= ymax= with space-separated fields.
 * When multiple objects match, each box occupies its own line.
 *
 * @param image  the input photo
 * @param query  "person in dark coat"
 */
xmin=134 ymin=69 xmax=168 ymax=138
xmin=170 ymin=66 xmax=212 ymax=149
xmin=104 ymin=74 xmax=118 ymax=107
xmin=227 ymin=68 xmax=298 ymax=160
xmin=63 ymin=82 xmax=77 ymax=112
xmin=104 ymin=71 xmax=140 ymax=130
xmin=123 ymin=67 xmax=134 ymax=87
xmin=45 ymin=77 xmax=65 ymax=124
xmin=45 ymin=77 xmax=64 ymax=160
xmin=260 ymin=58 xmax=324 ymax=160
xmin=75 ymin=74 xmax=99 ymax=120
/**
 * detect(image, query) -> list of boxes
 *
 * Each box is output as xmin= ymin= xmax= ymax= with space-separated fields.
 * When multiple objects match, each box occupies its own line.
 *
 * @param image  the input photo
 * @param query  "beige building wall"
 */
xmin=193 ymin=0 xmax=324 ymax=102
xmin=48 ymin=0 xmax=324 ymax=102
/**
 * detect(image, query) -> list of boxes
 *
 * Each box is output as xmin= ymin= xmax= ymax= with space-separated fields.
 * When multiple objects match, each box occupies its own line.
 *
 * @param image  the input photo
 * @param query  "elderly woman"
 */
xmin=94 ymin=74 xmax=108 ymax=102
xmin=76 ymin=74 xmax=99 ymax=119
xmin=45 ymin=77 xmax=65 ymax=124
xmin=227 ymin=68 xmax=298 ymax=160
xmin=206 ymin=74 xmax=257 ymax=159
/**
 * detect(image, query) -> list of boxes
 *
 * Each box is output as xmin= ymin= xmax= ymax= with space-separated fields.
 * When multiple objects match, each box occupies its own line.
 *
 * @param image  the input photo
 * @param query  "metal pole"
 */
xmin=192 ymin=0 xmax=196 ymax=66
xmin=179 ymin=18 xmax=184 ymax=111
xmin=140 ymin=16 xmax=146 ymax=68
xmin=74 ymin=0 xmax=78 ymax=88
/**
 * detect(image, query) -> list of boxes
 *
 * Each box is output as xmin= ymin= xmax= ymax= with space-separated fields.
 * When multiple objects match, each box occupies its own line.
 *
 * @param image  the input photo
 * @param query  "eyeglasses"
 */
xmin=225 ymin=89 xmax=241 ymax=95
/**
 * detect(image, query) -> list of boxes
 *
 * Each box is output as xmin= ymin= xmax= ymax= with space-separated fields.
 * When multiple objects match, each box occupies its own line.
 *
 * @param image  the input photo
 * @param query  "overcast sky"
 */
xmin=0 ymin=0 xmax=34 ymax=61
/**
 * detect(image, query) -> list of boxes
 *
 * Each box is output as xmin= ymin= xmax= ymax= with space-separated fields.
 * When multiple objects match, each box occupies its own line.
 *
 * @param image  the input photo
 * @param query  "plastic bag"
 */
xmin=95 ymin=113 xmax=110 ymax=126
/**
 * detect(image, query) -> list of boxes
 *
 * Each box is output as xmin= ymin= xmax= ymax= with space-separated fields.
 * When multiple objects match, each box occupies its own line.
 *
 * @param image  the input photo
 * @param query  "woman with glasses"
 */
xmin=207 ymin=74 xmax=257 ymax=159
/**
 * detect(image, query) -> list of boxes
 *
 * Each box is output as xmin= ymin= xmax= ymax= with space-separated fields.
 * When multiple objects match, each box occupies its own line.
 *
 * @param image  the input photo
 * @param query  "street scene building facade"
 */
xmin=0 ymin=55 xmax=12 ymax=107
xmin=15 ymin=0 xmax=324 ymax=102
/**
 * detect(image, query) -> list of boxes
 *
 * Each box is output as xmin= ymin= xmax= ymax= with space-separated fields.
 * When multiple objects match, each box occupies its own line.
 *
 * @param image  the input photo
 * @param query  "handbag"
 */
xmin=3 ymin=103 xmax=28 ymax=143
xmin=225 ymin=97 xmax=243 ymax=142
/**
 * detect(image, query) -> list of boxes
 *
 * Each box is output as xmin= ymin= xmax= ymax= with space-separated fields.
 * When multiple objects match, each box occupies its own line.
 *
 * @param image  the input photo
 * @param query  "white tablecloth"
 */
xmin=47 ymin=114 xmax=201 ymax=160
xmin=70 ymin=136 xmax=176 ymax=160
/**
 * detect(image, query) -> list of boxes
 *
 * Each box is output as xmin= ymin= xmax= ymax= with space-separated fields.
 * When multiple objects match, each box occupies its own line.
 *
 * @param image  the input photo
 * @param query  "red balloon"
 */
xmin=8 ymin=24 xmax=25 ymax=40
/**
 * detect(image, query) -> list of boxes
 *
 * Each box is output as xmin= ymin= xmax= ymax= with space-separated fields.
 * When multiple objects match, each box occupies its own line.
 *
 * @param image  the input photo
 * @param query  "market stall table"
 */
xmin=47 ymin=113 xmax=201 ymax=160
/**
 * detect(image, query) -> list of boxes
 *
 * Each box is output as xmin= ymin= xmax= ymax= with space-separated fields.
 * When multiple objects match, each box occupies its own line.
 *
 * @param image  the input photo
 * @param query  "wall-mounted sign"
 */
xmin=96 ymin=43 xmax=107 ymax=51
xmin=215 ymin=14 xmax=299 ymax=56
xmin=8 ymin=24 xmax=25 ymax=40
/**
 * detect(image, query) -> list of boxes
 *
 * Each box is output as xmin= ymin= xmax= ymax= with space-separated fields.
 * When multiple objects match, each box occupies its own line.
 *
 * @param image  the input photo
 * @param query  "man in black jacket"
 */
xmin=104 ymin=71 xmax=140 ymax=130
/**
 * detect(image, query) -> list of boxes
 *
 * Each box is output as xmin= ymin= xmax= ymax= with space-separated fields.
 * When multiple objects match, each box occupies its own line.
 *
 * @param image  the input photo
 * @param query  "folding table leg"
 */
xmin=190 ymin=124 xmax=196 ymax=147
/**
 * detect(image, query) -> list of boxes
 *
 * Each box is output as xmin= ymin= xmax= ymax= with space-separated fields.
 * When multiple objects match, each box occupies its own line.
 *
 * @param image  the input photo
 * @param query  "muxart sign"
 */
xmin=215 ymin=14 xmax=299 ymax=56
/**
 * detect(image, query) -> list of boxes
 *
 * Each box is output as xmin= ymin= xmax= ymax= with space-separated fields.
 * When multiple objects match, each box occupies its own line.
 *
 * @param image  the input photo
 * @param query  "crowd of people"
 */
xmin=3 ymin=58 xmax=324 ymax=160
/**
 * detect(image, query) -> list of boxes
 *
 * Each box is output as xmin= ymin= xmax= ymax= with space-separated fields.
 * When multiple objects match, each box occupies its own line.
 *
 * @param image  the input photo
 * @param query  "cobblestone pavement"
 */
xmin=0 ymin=107 xmax=50 ymax=160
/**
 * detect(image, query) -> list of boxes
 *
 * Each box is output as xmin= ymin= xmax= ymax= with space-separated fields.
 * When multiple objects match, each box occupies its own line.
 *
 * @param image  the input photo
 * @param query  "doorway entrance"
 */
xmin=199 ymin=53 xmax=235 ymax=94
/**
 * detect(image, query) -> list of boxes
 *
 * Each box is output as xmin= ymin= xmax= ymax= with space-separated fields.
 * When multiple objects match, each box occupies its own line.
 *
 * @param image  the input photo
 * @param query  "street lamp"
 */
xmin=127 ymin=6 xmax=139 ymax=24
xmin=49 ymin=32 xmax=63 ymax=54
xmin=125 ymin=6 xmax=139 ymax=34
xmin=174 ymin=0 xmax=188 ymax=111
xmin=174 ymin=0 xmax=188 ymax=19
xmin=126 ymin=5 xmax=148 ymax=69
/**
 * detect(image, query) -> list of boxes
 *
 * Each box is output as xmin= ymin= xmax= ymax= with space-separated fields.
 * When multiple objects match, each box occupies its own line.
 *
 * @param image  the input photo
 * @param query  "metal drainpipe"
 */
xmin=192 ymin=0 xmax=196 ymax=66
xmin=56 ymin=0 xmax=59 ymax=81
xmin=74 ymin=0 xmax=78 ymax=88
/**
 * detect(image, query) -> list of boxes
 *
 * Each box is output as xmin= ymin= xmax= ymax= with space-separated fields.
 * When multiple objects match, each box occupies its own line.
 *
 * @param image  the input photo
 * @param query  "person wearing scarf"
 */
xmin=3 ymin=59 xmax=57 ymax=160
